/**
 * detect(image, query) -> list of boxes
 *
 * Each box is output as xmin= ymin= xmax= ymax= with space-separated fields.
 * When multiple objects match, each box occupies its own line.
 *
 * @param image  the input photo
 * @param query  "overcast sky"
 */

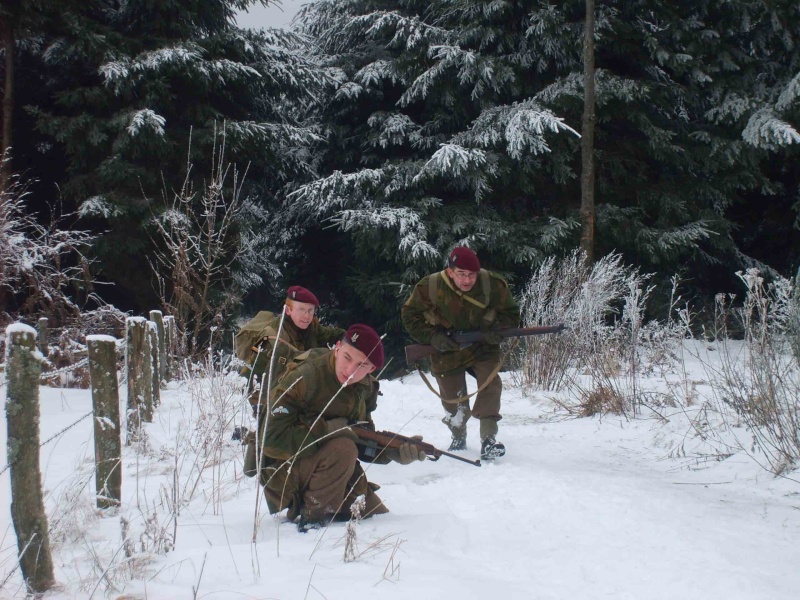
xmin=236 ymin=0 xmax=306 ymax=29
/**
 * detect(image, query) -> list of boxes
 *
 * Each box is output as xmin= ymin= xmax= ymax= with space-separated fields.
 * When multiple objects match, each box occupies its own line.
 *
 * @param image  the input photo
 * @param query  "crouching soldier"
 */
xmin=258 ymin=324 xmax=426 ymax=532
xmin=401 ymin=246 xmax=520 ymax=460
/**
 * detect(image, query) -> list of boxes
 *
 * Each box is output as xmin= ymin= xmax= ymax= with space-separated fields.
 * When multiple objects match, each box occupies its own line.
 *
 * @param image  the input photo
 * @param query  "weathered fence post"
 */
xmin=87 ymin=335 xmax=122 ymax=509
xmin=149 ymin=310 xmax=167 ymax=384
xmin=148 ymin=321 xmax=161 ymax=408
xmin=36 ymin=317 xmax=49 ymax=357
xmin=163 ymin=315 xmax=176 ymax=379
xmin=5 ymin=324 xmax=55 ymax=593
xmin=125 ymin=317 xmax=153 ymax=441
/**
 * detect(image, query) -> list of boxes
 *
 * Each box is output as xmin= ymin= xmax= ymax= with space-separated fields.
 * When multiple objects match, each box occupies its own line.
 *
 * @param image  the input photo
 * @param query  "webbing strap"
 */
xmin=417 ymin=338 xmax=518 ymax=405
xmin=437 ymin=269 xmax=491 ymax=309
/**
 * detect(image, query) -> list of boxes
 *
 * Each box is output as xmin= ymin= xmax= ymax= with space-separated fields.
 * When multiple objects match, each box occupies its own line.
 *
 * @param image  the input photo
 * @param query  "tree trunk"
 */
xmin=87 ymin=335 xmax=122 ymax=509
xmin=5 ymin=324 xmax=55 ymax=593
xmin=0 ymin=15 xmax=14 ymax=192
xmin=580 ymin=0 xmax=596 ymax=265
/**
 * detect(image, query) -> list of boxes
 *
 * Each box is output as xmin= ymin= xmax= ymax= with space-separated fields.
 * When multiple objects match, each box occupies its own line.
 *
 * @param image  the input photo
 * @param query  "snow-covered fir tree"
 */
xmin=23 ymin=0 xmax=327 ymax=313
xmin=290 ymin=0 xmax=800 ymax=346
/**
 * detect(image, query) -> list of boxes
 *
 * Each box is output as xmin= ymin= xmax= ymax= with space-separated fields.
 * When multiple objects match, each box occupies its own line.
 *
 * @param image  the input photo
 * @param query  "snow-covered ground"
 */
xmin=1 ymin=342 xmax=799 ymax=599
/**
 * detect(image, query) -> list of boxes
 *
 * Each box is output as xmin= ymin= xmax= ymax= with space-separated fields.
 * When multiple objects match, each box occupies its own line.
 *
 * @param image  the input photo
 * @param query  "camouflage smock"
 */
xmin=263 ymin=348 xmax=379 ymax=461
xmin=237 ymin=311 xmax=344 ymax=403
xmin=259 ymin=348 xmax=382 ymax=514
xmin=401 ymin=269 xmax=520 ymax=374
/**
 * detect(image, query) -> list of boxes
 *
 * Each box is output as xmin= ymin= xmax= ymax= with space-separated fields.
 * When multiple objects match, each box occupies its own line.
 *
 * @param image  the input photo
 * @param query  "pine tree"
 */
xmin=290 ymin=0 xmax=581 ymax=357
xmin=293 ymin=0 xmax=800 ymax=346
xmin=24 ymin=1 xmax=327 ymax=311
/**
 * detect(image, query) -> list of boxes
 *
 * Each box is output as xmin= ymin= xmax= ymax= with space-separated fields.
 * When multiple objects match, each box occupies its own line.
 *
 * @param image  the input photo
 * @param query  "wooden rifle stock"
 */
xmin=404 ymin=323 xmax=566 ymax=365
xmin=352 ymin=425 xmax=481 ymax=467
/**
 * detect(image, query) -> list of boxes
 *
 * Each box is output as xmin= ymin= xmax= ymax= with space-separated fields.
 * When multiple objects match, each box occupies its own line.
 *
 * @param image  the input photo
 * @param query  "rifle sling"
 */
xmin=416 ymin=338 xmax=518 ymax=405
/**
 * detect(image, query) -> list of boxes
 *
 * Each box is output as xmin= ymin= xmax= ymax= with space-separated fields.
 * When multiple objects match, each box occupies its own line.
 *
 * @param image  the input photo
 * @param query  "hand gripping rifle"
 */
xmin=352 ymin=425 xmax=481 ymax=467
xmin=405 ymin=324 xmax=566 ymax=365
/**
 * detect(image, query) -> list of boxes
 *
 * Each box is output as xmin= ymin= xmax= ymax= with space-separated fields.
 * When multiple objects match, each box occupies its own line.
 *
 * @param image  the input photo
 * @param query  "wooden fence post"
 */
xmin=125 ymin=317 xmax=153 ymax=441
xmin=87 ymin=335 xmax=122 ymax=509
xmin=149 ymin=310 xmax=167 ymax=383
xmin=36 ymin=317 xmax=49 ymax=357
xmin=148 ymin=321 xmax=161 ymax=408
xmin=163 ymin=315 xmax=176 ymax=380
xmin=4 ymin=324 xmax=55 ymax=593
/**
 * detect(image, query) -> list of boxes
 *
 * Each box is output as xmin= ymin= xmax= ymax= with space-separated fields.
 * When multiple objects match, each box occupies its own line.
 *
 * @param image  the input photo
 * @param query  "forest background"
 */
xmin=1 ymin=0 xmax=799 ymax=367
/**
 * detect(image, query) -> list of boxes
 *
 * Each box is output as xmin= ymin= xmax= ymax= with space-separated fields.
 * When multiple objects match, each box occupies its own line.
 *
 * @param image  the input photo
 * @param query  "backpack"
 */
xmin=236 ymin=311 xmax=304 ymax=408
xmin=235 ymin=311 xmax=281 ymax=363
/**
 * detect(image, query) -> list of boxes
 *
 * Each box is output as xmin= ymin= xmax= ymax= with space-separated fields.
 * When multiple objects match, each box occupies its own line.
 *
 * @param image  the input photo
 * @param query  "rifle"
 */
xmin=405 ymin=324 xmax=566 ymax=365
xmin=352 ymin=425 xmax=481 ymax=467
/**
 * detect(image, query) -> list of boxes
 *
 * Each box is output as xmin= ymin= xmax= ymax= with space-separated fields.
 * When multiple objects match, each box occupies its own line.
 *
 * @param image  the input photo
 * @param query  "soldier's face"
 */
xmin=286 ymin=300 xmax=315 ymax=329
xmin=334 ymin=341 xmax=377 ymax=385
xmin=447 ymin=267 xmax=479 ymax=292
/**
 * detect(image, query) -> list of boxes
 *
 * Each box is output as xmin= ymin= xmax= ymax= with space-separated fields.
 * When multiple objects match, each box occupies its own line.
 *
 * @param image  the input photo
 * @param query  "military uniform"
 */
xmin=401 ymin=268 xmax=520 ymax=444
xmin=237 ymin=311 xmax=344 ymax=408
xmin=260 ymin=348 xmax=389 ymax=523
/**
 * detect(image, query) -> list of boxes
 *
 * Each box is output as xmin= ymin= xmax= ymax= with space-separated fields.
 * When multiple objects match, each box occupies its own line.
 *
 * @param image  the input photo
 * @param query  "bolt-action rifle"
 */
xmin=352 ymin=425 xmax=481 ymax=467
xmin=404 ymin=324 xmax=566 ymax=365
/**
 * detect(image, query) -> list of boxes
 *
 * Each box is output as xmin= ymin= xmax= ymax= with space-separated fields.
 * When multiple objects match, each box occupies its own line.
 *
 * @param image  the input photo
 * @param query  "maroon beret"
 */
xmin=448 ymin=246 xmax=480 ymax=272
xmin=286 ymin=285 xmax=319 ymax=306
xmin=343 ymin=324 xmax=384 ymax=369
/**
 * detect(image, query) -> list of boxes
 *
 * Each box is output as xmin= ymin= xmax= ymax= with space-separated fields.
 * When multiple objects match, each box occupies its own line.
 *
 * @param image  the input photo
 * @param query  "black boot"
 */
xmin=448 ymin=434 xmax=467 ymax=451
xmin=480 ymin=435 xmax=505 ymax=460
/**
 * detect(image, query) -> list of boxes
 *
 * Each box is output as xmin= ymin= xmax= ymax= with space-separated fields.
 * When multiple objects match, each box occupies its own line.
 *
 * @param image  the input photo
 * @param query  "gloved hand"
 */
xmin=430 ymin=329 xmax=459 ymax=352
xmin=324 ymin=417 xmax=356 ymax=440
xmin=392 ymin=435 xmax=427 ymax=465
xmin=481 ymin=328 xmax=504 ymax=345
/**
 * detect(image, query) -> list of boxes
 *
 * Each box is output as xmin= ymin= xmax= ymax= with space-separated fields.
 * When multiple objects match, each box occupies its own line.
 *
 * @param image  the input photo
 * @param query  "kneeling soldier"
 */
xmin=259 ymin=324 xmax=426 ymax=531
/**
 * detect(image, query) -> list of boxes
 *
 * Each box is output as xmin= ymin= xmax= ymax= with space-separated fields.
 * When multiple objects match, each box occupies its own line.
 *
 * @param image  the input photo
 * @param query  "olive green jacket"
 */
xmin=237 ymin=311 xmax=344 ymax=399
xmin=401 ymin=269 xmax=520 ymax=374
xmin=263 ymin=348 xmax=379 ymax=461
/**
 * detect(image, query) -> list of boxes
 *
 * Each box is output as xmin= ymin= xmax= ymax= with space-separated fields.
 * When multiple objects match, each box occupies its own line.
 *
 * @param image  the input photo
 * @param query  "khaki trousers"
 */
xmin=263 ymin=437 xmax=388 ymax=521
xmin=435 ymin=358 xmax=502 ymax=440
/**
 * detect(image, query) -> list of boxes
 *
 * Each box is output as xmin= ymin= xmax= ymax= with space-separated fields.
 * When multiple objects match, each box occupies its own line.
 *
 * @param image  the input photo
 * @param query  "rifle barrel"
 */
xmin=405 ymin=323 xmax=565 ymax=364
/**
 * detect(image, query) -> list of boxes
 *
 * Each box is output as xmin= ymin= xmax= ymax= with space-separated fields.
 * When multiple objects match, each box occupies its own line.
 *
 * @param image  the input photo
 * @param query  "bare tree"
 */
xmin=149 ymin=130 xmax=256 ymax=358
xmin=0 ymin=172 xmax=95 ymax=325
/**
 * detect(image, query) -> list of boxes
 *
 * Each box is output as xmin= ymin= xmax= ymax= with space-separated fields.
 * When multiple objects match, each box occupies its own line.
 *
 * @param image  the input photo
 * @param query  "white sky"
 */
xmin=235 ymin=0 xmax=307 ymax=29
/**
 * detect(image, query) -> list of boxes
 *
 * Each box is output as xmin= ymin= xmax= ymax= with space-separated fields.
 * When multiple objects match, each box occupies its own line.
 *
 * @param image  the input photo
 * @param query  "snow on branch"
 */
xmin=78 ymin=196 xmax=123 ymax=219
xmin=457 ymin=100 xmax=579 ymax=159
xmin=742 ymin=108 xmax=800 ymax=150
xmin=367 ymin=113 xmax=421 ymax=148
xmin=414 ymin=144 xmax=489 ymax=180
xmin=776 ymin=72 xmax=800 ymax=111
xmin=288 ymin=169 xmax=389 ymax=217
xmin=329 ymin=205 xmax=439 ymax=261
xmin=127 ymin=109 xmax=166 ymax=137
xmin=354 ymin=60 xmax=401 ymax=88
xmin=101 ymin=46 xmax=203 ymax=90
xmin=635 ymin=221 xmax=714 ymax=261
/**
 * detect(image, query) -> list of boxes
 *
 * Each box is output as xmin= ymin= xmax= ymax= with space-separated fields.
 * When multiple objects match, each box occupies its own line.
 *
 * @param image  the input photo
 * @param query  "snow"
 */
xmin=85 ymin=335 xmax=117 ymax=343
xmin=1 ymin=345 xmax=799 ymax=599
xmin=4 ymin=323 xmax=36 ymax=336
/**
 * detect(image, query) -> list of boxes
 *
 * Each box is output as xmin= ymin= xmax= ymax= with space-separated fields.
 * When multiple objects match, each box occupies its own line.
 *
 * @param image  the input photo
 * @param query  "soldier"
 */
xmin=235 ymin=285 xmax=345 ymax=409
xmin=401 ymin=247 xmax=520 ymax=460
xmin=260 ymin=324 xmax=426 ymax=532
